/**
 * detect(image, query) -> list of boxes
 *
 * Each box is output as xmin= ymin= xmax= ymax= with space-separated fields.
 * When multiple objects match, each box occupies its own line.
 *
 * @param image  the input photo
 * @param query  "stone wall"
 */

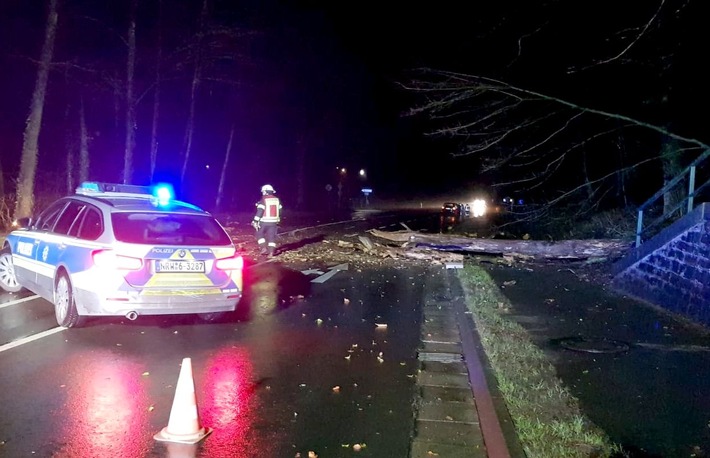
xmin=612 ymin=203 xmax=710 ymax=327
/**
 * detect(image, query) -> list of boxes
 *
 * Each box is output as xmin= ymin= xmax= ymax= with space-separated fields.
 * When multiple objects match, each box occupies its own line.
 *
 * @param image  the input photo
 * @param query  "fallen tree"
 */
xmin=367 ymin=229 xmax=633 ymax=261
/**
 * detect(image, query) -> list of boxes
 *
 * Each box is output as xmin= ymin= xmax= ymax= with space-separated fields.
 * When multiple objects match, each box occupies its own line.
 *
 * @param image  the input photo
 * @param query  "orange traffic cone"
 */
xmin=154 ymin=357 xmax=212 ymax=444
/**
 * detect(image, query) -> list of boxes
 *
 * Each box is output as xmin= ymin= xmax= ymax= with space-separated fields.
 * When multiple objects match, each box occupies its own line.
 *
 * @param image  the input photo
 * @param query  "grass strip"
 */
xmin=457 ymin=264 xmax=623 ymax=458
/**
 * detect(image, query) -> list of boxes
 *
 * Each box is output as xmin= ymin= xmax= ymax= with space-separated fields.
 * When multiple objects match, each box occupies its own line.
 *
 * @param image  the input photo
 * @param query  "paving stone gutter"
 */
xmin=410 ymin=266 xmax=526 ymax=458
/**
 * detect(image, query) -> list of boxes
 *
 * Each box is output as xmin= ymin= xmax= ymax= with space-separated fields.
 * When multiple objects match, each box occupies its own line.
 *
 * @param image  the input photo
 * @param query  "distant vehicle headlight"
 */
xmin=472 ymin=199 xmax=487 ymax=217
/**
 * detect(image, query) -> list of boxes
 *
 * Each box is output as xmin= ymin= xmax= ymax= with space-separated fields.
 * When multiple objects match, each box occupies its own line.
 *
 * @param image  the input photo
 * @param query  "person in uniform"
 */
xmin=252 ymin=184 xmax=282 ymax=256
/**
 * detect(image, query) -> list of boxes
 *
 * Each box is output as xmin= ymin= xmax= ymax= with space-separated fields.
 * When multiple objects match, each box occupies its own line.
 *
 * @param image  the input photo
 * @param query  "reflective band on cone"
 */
xmin=154 ymin=357 xmax=212 ymax=444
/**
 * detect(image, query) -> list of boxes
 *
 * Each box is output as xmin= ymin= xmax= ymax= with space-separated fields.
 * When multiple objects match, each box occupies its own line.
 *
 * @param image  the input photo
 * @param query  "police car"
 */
xmin=0 ymin=182 xmax=244 ymax=328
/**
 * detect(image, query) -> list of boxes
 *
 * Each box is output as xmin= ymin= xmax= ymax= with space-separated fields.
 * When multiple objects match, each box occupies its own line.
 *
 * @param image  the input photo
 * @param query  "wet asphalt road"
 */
xmin=4 ymin=207 xmax=708 ymax=457
xmin=0 ymin=258 xmax=431 ymax=457
xmin=481 ymin=260 xmax=710 ymax=458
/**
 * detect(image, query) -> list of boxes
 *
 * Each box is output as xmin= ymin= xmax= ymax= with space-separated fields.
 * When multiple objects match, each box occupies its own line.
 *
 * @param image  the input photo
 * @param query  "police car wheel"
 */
xmin=0 ymin=249 xmax=23 ymax=293
xmin=54 ymin=273 xmax=83 ymax=328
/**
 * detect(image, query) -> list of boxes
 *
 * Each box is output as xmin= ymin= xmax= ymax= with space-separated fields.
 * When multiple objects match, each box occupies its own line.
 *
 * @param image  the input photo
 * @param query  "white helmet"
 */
xmin=261 ymin=184 xmax=275 ymax=194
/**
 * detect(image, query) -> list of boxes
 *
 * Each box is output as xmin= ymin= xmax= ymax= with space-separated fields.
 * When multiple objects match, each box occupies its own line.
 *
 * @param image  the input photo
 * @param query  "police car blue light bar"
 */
xmin=76 ymin=182 xmax=175 ymax=206
xmin=78 ymin=182 xmax=101 ymax=193
xmin=76 ymin=181 xmax=153 ymax=195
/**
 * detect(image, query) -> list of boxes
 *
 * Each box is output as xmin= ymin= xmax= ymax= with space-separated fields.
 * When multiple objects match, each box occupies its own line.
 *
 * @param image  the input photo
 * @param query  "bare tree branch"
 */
xmin=578 ymin=0 xmax=667 ymax=71
xmin=400 ymin=69 xmax=709 ymax=151
xmin=399 ymin=65 xmax=709 ymax=219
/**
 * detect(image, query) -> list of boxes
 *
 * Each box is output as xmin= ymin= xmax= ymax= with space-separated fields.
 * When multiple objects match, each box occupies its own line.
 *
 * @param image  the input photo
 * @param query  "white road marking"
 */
xmin=0 ymin=295 xmax=40 ymax=309
xmin=311 ymin=263 xmax=348 ymax=283
xmin=0 ymin=326 xmax=66 ymax=353
xmin=300 ymin=269 xmax=325 ymax=276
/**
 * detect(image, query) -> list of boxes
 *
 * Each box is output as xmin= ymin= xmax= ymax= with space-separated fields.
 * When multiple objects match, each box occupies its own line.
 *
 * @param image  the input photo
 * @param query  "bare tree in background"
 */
xmin=122 ymin=0 xmax=138 ymax=184
xmin=180 ymin=0 xmax=208 ymax=186
xmin=149 ymin=0 xmax=163 ymax=182
xmin=79 ymin=97 xmax=90 ymax=183
xmin=660 ymin=135 xmax=685 ymax=216
xmin=14 ymin=0 xmax=59 ymax=220
xmin=65 ymin=146 xmax=74 ymax=194
xmin=0 ymin=158 xmax=5 ymax=198
xmin=396 ymin=0 xmax=706 ymax=229
xmin=215 ymin=124 xmax=235 ymax=211
xmin=62 ymin=103 xmax=75 ymax=193
xmin=295 ymin=137 xmax=306 ymax=210
xmin=400 ymin=70 xmax=709 ymax=211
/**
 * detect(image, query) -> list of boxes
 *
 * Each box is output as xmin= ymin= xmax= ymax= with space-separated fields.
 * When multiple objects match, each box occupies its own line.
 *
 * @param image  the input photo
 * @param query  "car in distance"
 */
xmin=0 ymin=182 xmax=244 ymax=328
xmin=440 ymin=202 xmax=463 ymax=225
xmin=441 ymin=202 xmax=461 ymax=217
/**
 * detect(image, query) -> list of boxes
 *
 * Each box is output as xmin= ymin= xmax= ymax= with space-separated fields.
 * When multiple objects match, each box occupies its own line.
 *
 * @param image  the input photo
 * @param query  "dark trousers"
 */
xmin=256 ymin=223 xmax=278 ymax=254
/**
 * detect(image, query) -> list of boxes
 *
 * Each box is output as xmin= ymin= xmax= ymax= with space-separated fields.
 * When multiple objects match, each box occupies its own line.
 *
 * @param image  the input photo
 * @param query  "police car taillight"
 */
xmin=215 ymin=254 xmax=244 ymax=271
xmin=92 ymin=250 xmax=143 ymax=271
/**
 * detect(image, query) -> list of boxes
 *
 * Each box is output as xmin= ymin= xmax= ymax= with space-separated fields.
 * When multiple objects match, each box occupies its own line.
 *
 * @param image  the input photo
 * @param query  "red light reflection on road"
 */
xmin=52 ymin=351 xmax=150 ymax=457
xmin=199 ymin=347 xmax=262 ymax=457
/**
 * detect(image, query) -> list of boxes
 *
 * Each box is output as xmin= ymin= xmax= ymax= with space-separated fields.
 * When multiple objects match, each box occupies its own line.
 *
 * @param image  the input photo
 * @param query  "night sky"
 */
xmin=1 ymin=0 xmax=708 ymax=212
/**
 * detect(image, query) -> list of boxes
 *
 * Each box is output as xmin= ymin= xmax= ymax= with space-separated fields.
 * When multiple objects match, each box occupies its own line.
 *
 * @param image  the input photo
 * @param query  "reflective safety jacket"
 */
xmin=253 ymin=195 xmax=282 ymax=224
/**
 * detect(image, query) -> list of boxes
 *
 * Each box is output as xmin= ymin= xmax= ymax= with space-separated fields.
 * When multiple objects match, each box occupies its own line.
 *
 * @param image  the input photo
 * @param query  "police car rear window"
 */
xmin=111 ymin=213 xmax=232 ymax=245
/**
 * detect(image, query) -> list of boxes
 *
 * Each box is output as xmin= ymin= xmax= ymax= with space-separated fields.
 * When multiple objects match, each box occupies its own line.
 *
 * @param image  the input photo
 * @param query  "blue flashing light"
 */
xmin=76 ymin=182 xmax=101 ymax=193
xmin=76 ymin=181 xmax=177 ymax=205
xmin=153 ymin=183 xmax=174 ymax=207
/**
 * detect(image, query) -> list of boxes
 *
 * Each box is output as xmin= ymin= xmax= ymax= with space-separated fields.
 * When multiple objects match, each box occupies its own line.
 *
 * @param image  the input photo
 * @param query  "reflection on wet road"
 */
xmin=52 ymin=352 xmax=152 ymax=457
xmin=0 ymin=261 xmax=428 ymax=458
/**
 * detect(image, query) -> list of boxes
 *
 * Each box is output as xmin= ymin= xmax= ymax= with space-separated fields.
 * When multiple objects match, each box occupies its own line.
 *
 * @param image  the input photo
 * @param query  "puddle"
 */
xmin=551 ymin=336 xmax=630 ymax=354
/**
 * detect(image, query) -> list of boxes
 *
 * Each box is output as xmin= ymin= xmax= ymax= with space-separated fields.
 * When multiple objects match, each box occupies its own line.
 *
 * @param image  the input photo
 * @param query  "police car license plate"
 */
xmin=155 ymin=260 xmax=206 ymax=273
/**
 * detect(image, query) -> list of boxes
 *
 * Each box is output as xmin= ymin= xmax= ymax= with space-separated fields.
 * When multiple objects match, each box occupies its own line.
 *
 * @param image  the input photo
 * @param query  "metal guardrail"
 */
xmin=635 ymin=149 xmax=710 ymax=247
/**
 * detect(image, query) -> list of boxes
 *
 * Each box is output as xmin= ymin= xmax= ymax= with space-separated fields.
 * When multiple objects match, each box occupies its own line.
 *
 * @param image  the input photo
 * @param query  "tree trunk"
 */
xmin=66 ymin=145 xmax=74 ymax=193
xmin=149 ymin=0 xmax=162 ymax=182
xmin=180 ymin=0 xmax=207 ymax=186
xmin=14 ymin=0 xmax=59 ymax=220
xmin=582 ymin=150 xmax=594 ymax=201
xmin=296 ymin=137 xmax=306 ymax=210
xmin=62 ymin=103 xmax=75 ymax=194
xmin=215 ymin=124 xmax=235 ymax=211
xmin=79 ymin=97 xmax=89 ymax=183
xmin=368 ymin=229 xmax=632 ymax=261
xmin=122 ymin=0 xmax=138 ymax=184
xmin=0 ymin=158 xmax=5 ymax=197
xmin=660 ymin=136 xmax=684 ymax=218
xmin=615 ymin=132 xmax=628 ymax=207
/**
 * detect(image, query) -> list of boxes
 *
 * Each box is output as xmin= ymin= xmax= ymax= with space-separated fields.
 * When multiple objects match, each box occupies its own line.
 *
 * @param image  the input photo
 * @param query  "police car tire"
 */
xmin=54 ymin=273 xmax=83 ymax=328
xmin=0 ymin=249 xmax=23 ymax=293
